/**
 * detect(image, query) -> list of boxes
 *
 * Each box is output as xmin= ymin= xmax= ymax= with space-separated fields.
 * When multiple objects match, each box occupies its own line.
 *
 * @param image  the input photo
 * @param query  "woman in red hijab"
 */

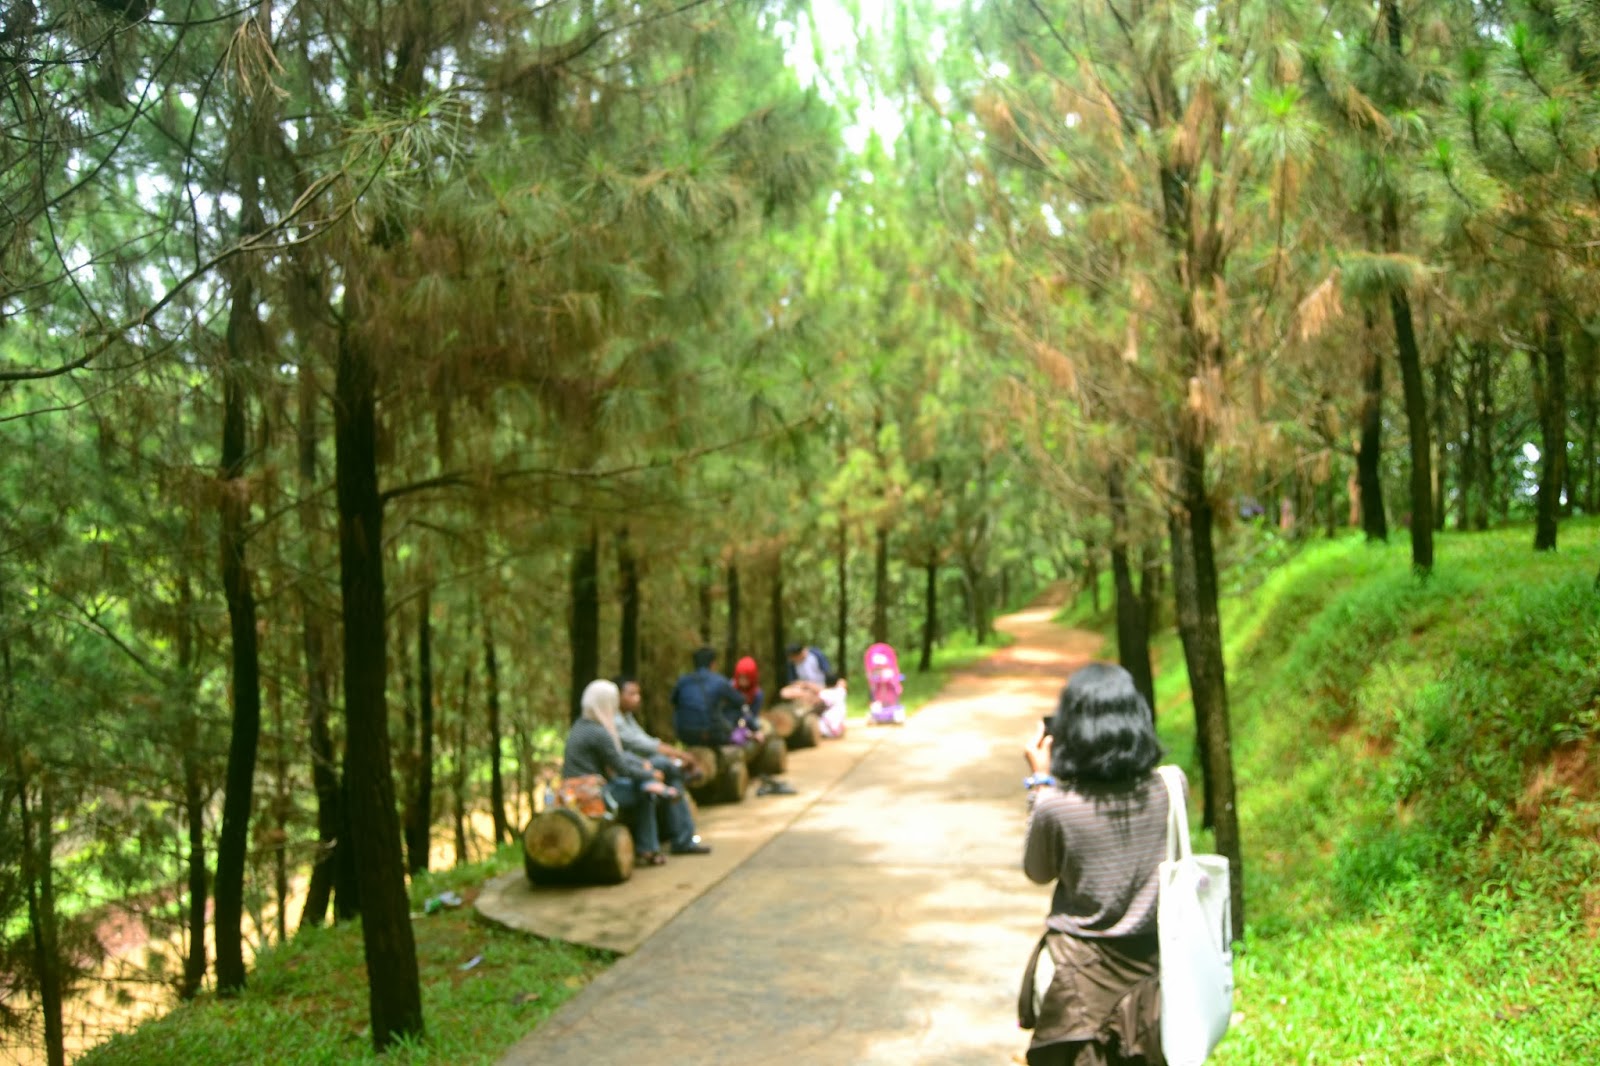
xmin=730 ymin=656 xmax=795 ymax=795
xmin=732 ymin=655 xmax=764 ymax=718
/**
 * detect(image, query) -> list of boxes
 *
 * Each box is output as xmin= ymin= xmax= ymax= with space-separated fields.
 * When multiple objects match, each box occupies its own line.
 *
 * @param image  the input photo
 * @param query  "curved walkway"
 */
xmin=496 ymin=603 xmax=1101 ymax=1065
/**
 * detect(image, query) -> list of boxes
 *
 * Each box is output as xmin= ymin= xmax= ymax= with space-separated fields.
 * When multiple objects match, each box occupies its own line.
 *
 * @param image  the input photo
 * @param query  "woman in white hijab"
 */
xmin=563 ymin=679 xmax=697 ymax=865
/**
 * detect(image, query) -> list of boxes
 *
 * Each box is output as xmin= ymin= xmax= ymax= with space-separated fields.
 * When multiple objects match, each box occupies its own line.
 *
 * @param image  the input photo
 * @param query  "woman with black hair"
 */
xmin=1019 ymin=662 xmax=1181 ymax=1066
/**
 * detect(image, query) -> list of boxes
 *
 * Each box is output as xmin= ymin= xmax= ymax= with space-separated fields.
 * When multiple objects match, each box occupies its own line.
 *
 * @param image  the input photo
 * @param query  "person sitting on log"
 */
xmin=565 ymin=679 xmax=709 ymax=865
xmin=783 ymin=641 xmax=832 ymax=699
xmin=613 ymin=674 xmax=713 ymax=812
xmin=672 ymin=647 xmax=795 ymax=796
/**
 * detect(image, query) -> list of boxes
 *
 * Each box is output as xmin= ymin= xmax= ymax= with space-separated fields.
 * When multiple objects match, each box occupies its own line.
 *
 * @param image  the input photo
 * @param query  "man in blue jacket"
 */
xmin=671 ymin=646 xmax=746 ymax=745
xmin=672 ymin=646 xmax=796 ymax=796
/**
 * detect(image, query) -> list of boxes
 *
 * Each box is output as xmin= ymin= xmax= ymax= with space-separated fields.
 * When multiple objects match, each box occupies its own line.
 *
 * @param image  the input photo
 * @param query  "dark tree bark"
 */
xmin=724 ymin=562 xmax=741 ymax=669
xmin=406 ymin=587 xmax=435 ymax=875
xmin=1358 ymin=336 xmax=1389 ymax=542
xmin=5 ymin=576 xmax=64 ymax=1066
xmin=918 ymin=557 xmax=938 ymax=673
xmin=214 ymin=290 xmax=263 ymax=996
xmin=1084 ymin=540 xmax=1101 ymax=615
xmin=1170 ymin=434 xmax=1243 ymax=935
xmin=296 ymin=363 xmax=344 ymax=931
xmin=1108 ymin=465 xmax=1155 ymax=715
xmin=484 ymin=615 xmax=510 ymax=845
xmin=568 ymin=528 xmax=600 ymax=723
xmin=18 ymin=773 xmax=65 ymax=1066
xmin=334 ymin=312 xmax=423 ymax=1049
xmin=836 ymin=523 xmax=849 ymax=670
xmin=618 ymin=529 xmax=639 ymax=679
xmin=1430 ymin=349 xmax=1451 ymax=533
xmin=1139 ymin=546 xmax=1163 ymax=634
xmin=1378 ymin=4 xmax=1433 ymax=573
xmin=175 ymin=573 xmax=208 ymax=999
xmin=1531 ymin=311 xmax=1568 ymax=551
xmin=453 ymin=664 xmax=472 ymax=867
xmin=872 ymin=526 xmax=890 ymax=643
xmin=697 ymin=556 xmax=713 ymax=645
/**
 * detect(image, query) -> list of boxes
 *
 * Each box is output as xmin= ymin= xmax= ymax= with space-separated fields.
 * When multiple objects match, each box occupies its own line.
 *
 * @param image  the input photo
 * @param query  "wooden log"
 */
xmin=765 ymin=704 xmax=797 ymax=740
xmin=717 ymin=751 xmax=750 ymax=805
xmin=787 ymin=711 xmax=820 ymax=751
xmin=523 ymin=807 xmax=594 ymax=870
xmin=579 ymin=822 xmax=635 ymax=884
xmin=686 ymin=744 xmax=749 ymax=806
xmin=524 ymin=808 xmax=635 ymax=886
xmin=752 ymin=735 xmax=787 ymax=777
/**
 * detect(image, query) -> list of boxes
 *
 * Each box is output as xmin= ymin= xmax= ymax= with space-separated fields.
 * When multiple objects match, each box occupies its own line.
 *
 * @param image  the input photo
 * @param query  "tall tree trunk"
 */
xmin=175 ymin=572 xmax=208 ymax=999
xmin=407 ymin=588 xmax=435 ymax=875
xmin=4 ymin=579 xmax=65 ymax=1066
xmin=1084 ymin=540 xmax=1101 ymax=615
xmin=1172 ymin=434 xmax=1244 ymax=936
xmin=918 ymin=556 xmax=938 ymax=673
xmin=769 ymin=554 xmax=786 ymax=692
xmin=872 ymin=526 xmax=890 ymax=643
xmin=1476 ymin=344 xmax=1495 ymax=530
xmin=618 ymin=529 xmax=639 ymax=679
xmin=1390 ymin=276 xmax=1434 ymax=572
xmin=484 ymin=615 xmax=510 ymax=845
xmin=1108 ymin=465 xmax=1155 ymax=715
xmin=215 ymin=288 xmax=263 ymax=996
xmin=296 ymin=364 xmax=344 ymax=929
xmin=724 ymin=561 xmax=740 ymax=669
xmin=1430 ymin=350 xmax=1451 ymax=533
xmin=1531 ymin=313 xmax=1568 ymax=551
xmin=1459 ymin=343 xmax=1479 ymax=531
xmin=454 ymin=665 xmax=471 ymax=867
xmin=270 ymin=669 xmax=289 ymax=946
xmin=19 ymin=773 xmax=65 ymax=1066
xmin=1358 ymin=338 xmax=1389 ymax=541
xmin=1167 ymin=509 xmax=1215 ymax=827
xmin=568 ymin=528 xmax=600 ymax=723
xmin=836 ymin=523 xmax=849 ymax=670
xmin=333 ymin=310 xmax=424 ymax=1049
xmin=697 ymin=555 xmax=713 ymax=645
xmin=1379 ymin=6 xmax=1433 ymax=572
xmin=1139 ymin=546 xmax=1163 ymax=634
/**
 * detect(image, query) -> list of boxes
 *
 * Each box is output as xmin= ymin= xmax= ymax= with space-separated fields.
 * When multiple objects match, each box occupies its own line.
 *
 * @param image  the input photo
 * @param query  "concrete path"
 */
xmin=498 ymin=603 xmax=1102 ymax=1066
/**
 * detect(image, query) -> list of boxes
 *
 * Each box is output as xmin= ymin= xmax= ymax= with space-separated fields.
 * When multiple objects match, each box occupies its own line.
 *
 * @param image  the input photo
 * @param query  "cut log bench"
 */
xmin=523 ymin=807 xmax=635 ymax=886
xmin=765 ymin=702 xmax=821 ymax=750
xmin=684 ymin=734 xmax=786 ymax=804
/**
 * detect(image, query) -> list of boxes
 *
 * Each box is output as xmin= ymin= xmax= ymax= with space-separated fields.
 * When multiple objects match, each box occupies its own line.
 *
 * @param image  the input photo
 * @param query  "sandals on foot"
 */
xmin=635 ymin=851 xmax=667 ymax=866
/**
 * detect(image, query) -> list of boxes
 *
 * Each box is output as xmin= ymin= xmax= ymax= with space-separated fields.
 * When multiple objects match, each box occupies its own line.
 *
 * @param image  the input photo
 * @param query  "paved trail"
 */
xmin=501 ymin=603 xmax=1101 ymax=1066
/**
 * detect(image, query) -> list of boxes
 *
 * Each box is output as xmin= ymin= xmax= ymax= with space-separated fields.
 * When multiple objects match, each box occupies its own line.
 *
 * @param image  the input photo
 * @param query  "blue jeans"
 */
xmin=606 ymin=776 xmax=697 ymax=853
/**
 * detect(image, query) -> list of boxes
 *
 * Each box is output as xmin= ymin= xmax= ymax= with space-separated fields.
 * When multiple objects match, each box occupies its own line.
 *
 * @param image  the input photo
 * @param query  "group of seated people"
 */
xmin=559 ymin=641 xmax=849 ymax=868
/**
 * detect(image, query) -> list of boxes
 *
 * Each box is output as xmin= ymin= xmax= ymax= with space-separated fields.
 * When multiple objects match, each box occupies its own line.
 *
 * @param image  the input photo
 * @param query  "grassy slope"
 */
xmin=74 ymin=623 xmax=1011 ymax=1065
xmin=1089 ymin=523 xmax=1600 ymax=1065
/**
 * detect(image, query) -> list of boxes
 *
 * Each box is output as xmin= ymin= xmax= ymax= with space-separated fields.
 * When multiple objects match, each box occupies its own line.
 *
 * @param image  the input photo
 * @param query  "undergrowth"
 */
xmin=78 ymin=848 xmax=609 ymax=1066
xmin=1126 ymin=521 xmax=1600 ymax=1064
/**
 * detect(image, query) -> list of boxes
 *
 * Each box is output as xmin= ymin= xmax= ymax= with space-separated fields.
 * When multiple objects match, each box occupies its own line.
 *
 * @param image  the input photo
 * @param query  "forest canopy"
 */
xmin=3 ymin=1 xmax=1597 ymax=1061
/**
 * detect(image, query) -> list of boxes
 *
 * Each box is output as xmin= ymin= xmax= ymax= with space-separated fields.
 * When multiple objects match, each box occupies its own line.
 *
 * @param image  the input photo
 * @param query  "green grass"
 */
xmin=79 ymin=849 xmax=610 ymax=1066
xmin=1121 ymin=521 xmax=1600 ymax=1064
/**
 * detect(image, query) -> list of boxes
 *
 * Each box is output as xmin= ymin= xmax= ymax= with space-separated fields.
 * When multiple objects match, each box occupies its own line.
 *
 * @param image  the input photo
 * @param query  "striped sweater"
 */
xmin=1022 ymin=769 xmax=1180 ymax=938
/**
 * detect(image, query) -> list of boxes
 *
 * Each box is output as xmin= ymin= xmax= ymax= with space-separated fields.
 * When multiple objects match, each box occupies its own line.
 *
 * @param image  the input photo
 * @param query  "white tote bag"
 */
xmin=1155 ymin=764 xmax=1234 ymax=1066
